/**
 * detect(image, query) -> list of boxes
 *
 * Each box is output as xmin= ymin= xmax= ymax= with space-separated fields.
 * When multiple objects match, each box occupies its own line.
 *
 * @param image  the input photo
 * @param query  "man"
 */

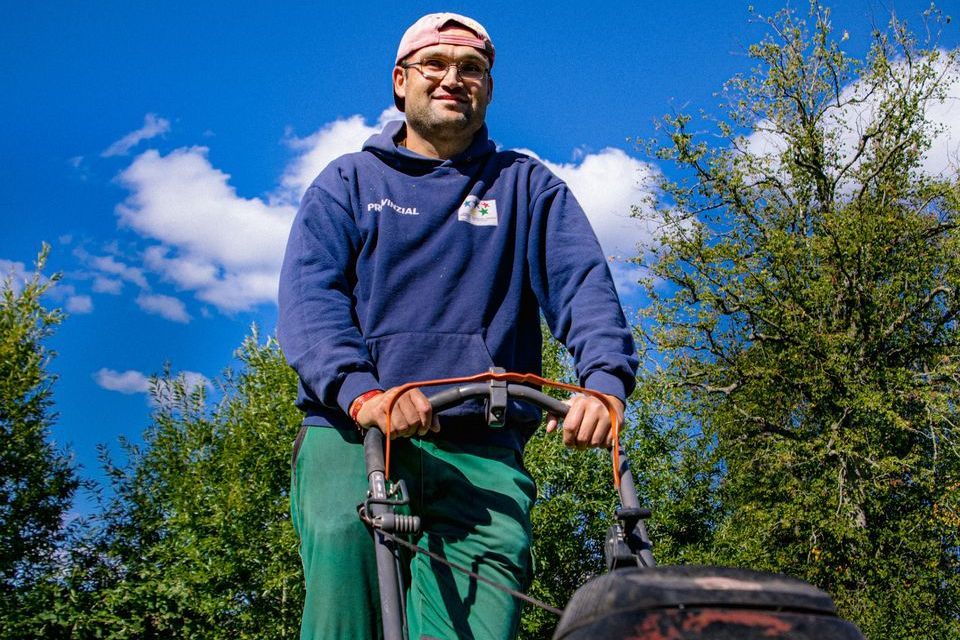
xmin=279 ymin=13 xmax=638 ymax=640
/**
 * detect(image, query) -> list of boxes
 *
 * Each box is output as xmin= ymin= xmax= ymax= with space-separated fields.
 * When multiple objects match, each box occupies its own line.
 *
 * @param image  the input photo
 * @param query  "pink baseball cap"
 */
xmin=395 ymin=13 xmax=495 ymax=67
xmin=393 ymin=13 xmax=494 ymax=111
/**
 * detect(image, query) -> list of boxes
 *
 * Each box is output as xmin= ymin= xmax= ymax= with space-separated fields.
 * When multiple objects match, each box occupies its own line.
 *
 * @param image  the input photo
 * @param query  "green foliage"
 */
xmin=16 ymin=331 xmax=305 ymax=639
xmin=641 ymin=4 xmax=960 ymax=637
xmin=0 ymin=245 xmax=78 ymax=633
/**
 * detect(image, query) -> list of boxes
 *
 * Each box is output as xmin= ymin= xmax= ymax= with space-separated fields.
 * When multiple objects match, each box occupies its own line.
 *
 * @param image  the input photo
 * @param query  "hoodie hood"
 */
xmin=362 ymin=120 xmax=497 ymax=170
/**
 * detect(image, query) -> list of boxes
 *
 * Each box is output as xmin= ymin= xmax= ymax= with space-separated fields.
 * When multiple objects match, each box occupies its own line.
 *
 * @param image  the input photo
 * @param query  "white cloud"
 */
xmin=143 ymin=246 xmax=217 ymax=289
xmin=0 ymin=258 xmax=29 ymax=295
xmin=150 ymin=370 xmax=212 ymax=403
xmin=196 ymin=270 xmax=281 ymax=311
xmin=912 ymin=55 xmax=959 ymax=177
xmin=745 ymin=51 xmax=960 ymax=185
xmin=94 ymin=367 xmax=210 ymax=399
xmin=136 ymin=292 xmax=190 ymax=323
xmin=279 ymin=106 xmax=402 ymax=203
xmin=117 ymin=148 xmax=293 ymax=269
xmin=112 ymin=108 xmax=403 ymax=314
xmin=116 ymin=147 xmax=296 ymax=312
xmin=514 ymin=148 xmax=661 ymax=294
xmin=832 ymin=52 xmax=960 ymax=180
xmin=144 ymin=244 xmax=279 ymax=310
xmin=66 ymin=295 xmax=93 ymax=314
xmin=94 ymin=368 xmax=150 ymax=394
xmin=178 ymin=371 xmax=211 ymax=394
xmin=87 ymin=254 xmax=149 ymax=289
xmin=67 ymin=157 xmax=91 ymax=182
xmin=92 ymin=276 xmax=123 ymax=294
xmin=102 ymin=113 xmax=171 ymax=157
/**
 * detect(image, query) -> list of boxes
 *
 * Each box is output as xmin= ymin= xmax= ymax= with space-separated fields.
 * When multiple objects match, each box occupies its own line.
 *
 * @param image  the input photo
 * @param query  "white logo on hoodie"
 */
xmin=367 ymin=198 xmax=419 ymax=215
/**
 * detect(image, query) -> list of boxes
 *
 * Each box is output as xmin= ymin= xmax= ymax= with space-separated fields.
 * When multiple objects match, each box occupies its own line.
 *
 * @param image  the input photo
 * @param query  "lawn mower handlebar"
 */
xmin=425 ymin=382 xmax=569 ymax=417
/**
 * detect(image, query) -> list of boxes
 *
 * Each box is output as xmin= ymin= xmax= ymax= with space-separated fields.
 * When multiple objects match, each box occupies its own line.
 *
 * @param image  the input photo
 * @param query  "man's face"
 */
xmin=393 ymin=28 xmax=493 ymax=144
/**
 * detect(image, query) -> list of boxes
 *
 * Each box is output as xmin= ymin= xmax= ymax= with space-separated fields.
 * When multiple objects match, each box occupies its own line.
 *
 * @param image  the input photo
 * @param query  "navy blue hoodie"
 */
xmin=278 ymin=121 xmax=637 ymax=449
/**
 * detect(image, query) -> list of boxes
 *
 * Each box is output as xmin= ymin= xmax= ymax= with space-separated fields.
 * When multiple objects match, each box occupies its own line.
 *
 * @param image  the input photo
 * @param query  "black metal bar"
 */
xmin=616 ymin=448 xmax=656 ymax=567
xmin=504 ymin=383 xmax=569 ymax=416
xmin=363 ymin=427 xmax=406 ymax=640
xmin=424 ymin=383 xmax=490 ymax=413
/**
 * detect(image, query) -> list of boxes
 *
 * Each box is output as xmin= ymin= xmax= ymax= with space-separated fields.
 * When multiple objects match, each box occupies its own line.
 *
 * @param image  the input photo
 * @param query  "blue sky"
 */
xmin=2 ymin=1 xmax=958 ymax=512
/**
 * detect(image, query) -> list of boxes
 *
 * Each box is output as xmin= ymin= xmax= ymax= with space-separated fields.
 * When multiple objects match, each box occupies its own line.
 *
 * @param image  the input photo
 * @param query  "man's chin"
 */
xmin=428 ymin=112 xmax=473 ymax=131
xmin=432 ymin=105 xmax=471 ymax=120
xmin=407 ymin=107 xmax=481 ymax=139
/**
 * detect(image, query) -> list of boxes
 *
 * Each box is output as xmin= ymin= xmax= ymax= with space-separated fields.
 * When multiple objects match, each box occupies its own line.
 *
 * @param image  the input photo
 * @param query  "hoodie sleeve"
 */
xmin=277 ymin=181 xmax=381 ymax=415
xmin=527 ymin=179 xmax=638 ymax=403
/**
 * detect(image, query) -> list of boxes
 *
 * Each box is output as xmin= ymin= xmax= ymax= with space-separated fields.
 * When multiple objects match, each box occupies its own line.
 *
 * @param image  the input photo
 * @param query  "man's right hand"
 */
xmin=354 ymin=387 xmax=440 ymax=439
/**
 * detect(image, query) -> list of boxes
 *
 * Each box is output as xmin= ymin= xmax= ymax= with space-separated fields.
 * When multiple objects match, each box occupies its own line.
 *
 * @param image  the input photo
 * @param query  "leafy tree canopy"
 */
xmin=640 ymin=3 xmax=960 ymax=637
xmin=0 ymin=246 xmax=78 ymax=634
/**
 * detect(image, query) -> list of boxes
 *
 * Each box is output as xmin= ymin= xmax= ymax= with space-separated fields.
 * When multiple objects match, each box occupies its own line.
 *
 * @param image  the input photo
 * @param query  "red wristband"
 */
xmin=349 ymin=389 xmax=384 ymax=425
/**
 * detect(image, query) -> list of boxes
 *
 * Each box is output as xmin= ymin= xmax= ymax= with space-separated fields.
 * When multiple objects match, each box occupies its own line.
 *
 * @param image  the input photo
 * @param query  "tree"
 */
xmin=641 ymin=4 xmax=960 ymax=637
xmin=0 ymin=246 xmax=78 ymax=621
xmin=20 ymin=331 xmax=305 ymax=639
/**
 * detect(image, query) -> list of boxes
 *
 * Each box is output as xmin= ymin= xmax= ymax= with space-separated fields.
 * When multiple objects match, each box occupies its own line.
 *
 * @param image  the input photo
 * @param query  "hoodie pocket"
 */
xmin=367 ymin=331 xmax=496 ymax=385
xmin=366 ymin=331 xmax=496 ymax=418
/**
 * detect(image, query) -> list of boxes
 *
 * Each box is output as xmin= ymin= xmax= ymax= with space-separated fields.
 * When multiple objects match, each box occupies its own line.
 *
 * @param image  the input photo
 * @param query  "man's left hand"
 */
xmin=546 ymin=394 xmax=624 ymax=449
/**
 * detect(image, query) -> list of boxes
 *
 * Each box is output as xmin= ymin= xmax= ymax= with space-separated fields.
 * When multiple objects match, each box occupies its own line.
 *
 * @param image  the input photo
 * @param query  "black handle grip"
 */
xmin=425 ymin=383 xmax=570 ymax=416
xmin=425 ymin=383 xmax=490 ymax=413
xmin=364 ymin=426 xmax=386 ymax=474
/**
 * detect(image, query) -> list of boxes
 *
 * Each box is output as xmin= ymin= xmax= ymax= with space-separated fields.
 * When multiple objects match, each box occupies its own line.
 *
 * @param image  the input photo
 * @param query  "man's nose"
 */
xmin=439 ymin=65 xmax=465 ymax=87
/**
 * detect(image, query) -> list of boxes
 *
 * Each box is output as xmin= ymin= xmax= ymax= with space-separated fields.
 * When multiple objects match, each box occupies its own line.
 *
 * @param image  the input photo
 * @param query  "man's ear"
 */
xmin=487 ymin=75 xmax=494 ymax=104
xmin=393 ymin=66 xmax=407 ymax=102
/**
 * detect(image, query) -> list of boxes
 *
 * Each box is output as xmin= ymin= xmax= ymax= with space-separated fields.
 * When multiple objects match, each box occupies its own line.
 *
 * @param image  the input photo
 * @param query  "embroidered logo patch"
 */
xmin=457 ymin=196 xmax=498 ymax=226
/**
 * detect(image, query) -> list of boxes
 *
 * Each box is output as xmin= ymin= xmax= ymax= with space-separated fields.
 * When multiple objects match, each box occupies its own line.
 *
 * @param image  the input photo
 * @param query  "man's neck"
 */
xmin=401 ymin=124 xmax=474 ymax=160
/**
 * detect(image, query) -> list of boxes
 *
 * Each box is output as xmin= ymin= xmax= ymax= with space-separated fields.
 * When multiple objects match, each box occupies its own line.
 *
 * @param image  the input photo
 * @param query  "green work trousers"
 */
xmin=290 ymin=425 xmax=536 ymax=640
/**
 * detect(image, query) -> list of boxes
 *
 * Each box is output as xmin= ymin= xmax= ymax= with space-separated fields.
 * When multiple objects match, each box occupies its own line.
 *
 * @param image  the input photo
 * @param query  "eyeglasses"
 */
xmin=401 ymin=57 xmax=489 ymax=82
